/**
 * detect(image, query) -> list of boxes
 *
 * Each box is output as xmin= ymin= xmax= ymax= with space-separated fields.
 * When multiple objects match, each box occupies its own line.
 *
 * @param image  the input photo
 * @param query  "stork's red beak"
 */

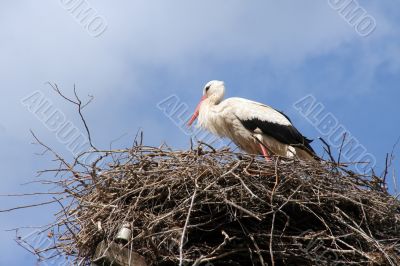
xmin=188 ymin=95 xmax=207 ymax=126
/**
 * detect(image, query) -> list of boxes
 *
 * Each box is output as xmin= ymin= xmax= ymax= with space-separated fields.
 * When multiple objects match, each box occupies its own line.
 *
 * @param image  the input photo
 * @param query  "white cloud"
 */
xmin=103 ymin=0 xmax=355 ymax=65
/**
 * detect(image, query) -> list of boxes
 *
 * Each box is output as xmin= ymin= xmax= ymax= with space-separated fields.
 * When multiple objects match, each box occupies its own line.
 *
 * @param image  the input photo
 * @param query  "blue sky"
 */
xmin=1 ymin=1 xmax=399 ymax=265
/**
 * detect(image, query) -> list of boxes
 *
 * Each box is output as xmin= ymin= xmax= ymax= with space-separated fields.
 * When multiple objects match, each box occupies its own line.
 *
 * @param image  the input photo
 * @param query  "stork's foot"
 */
xmin=259 ymin=144 xmax=271 ymax=162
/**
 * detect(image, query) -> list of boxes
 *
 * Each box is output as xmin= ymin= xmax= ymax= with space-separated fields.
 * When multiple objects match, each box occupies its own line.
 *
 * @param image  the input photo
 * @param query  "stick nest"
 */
xmin=23 ymin=144 xmax=400 ymax=265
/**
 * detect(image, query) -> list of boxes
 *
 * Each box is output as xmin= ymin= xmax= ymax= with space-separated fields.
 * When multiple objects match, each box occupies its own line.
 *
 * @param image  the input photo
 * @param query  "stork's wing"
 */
xmin=239 ymin=117 xmax=314 ymax=152
xmin=226 ymin=98 xmax=314 ymax=153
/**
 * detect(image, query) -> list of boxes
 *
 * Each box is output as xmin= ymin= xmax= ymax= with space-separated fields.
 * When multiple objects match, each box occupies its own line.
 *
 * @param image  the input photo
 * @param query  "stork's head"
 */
xmin=188 ymin=80 xmax=225 ymax=126
xmin=203 ymin=80 xmax=225 ymax=100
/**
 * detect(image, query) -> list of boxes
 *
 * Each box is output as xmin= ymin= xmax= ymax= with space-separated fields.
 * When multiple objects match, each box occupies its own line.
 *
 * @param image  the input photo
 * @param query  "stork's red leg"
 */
xmin=259 ymin=143 xmax=271 ymax=162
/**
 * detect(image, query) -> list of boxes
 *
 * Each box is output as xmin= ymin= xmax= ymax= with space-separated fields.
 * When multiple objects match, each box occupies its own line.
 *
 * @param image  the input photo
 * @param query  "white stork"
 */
xmin=187 ymin=80 xmax=317 ymax=161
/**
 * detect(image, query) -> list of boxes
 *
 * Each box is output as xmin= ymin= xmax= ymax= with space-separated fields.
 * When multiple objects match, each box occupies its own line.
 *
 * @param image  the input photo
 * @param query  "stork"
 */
xmin=187 ymin=80 xmax=317 ymax=161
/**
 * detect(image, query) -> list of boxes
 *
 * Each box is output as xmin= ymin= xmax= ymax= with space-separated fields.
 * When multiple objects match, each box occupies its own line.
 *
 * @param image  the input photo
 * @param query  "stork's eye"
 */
xmin=205 ymin=85 xmax=211 ymax=92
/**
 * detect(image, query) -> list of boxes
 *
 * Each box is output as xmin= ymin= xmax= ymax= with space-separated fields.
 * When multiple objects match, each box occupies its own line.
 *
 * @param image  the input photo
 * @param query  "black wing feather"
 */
xmin=239 ymin=117 xmax=315 ymax=153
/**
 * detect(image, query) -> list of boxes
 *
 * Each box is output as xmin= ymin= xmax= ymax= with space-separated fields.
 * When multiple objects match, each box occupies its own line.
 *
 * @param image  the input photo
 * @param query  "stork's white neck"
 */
xmin=198 ymin=98 xmax=215 ymax=123
xmin=207 ymin=93 xmax=224 ymax=105
xmin=198 ymin=97 xmax=226 ymax=137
